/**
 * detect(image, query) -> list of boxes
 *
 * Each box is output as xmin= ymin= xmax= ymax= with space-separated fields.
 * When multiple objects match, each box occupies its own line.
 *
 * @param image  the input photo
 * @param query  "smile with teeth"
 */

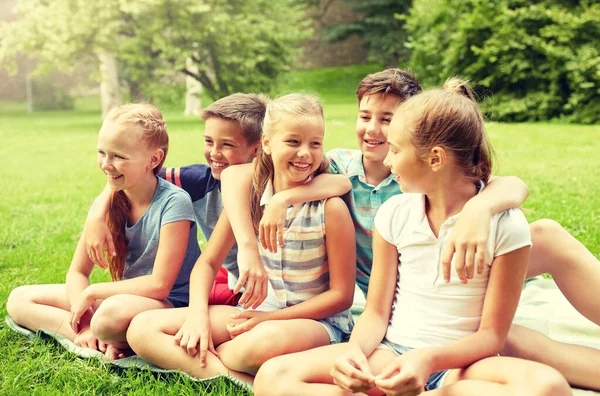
xmin=211 ymin=161 xmax=228 ymax=169
xmin=364 ymin=139 xmax=384 ymax=147
xmin=290 ymin=162 xmax=311 ymax=171
xmin=106 ymin=173 xmax=123 ymax=180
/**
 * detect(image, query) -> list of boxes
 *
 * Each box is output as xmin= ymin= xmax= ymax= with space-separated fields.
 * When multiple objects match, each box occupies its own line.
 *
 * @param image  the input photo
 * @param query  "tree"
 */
xmin=0 ymin=0 xmax=127 ymax=116
xmin=121 ymin=0 xmax=310 ymax=101
xmin=405 ymin=0 xmax=600 ymax=123
xmin=1 ymin=0 xmax=311 ymax=114
xmin=323 ymin=0 xmax=413 ymax=66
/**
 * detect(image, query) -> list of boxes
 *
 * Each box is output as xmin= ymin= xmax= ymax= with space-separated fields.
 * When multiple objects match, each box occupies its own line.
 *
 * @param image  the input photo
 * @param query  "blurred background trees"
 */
xmin=1 ymin=0 xmax=598 ymax=123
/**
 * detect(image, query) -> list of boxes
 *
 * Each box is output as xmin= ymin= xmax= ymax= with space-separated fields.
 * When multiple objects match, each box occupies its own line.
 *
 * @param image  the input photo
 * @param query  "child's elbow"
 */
xmin=334 ymin=287 xmax=355 ymax=312
xmin=150 ymin=279 xmax=173 ymax=300
xmin=479 ymin=329 xmax=507 ymax=356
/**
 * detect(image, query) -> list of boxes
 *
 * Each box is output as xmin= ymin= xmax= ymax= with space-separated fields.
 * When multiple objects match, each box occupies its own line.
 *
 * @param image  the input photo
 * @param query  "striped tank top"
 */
xmin=255 ymin=181 xmax=354 ymax=335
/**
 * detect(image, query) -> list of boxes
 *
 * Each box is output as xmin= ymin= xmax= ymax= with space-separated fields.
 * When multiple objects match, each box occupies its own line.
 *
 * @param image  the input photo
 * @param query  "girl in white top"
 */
xmin=254 ymin=79 xmax=571 ymax=396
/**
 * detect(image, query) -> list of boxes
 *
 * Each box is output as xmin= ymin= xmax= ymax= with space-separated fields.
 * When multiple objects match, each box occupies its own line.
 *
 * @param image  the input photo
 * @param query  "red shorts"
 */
xmin=208 ymin=267 xmax=241 ymax=306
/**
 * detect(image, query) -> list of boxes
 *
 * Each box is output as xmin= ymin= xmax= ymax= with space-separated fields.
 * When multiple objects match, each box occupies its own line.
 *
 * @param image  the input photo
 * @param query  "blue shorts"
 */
xmin=377 ymin=339 xmax=449 ymax=391
xmin=234 ymin=305 xmax=345 ymax=345
xmin=166 ymin=297 xmax=188 ymax=308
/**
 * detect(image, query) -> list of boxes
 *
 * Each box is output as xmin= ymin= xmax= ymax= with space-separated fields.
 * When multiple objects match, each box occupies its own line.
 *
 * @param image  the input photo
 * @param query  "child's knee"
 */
xmin=224 ymin=321 xmax=286 ymax=368
xmin=126 ymin=311 xmax=154 ymax=351
xmin=7 ymin=286 xmax=33 ymax=320
xmin=254 ymin=357 xmax=291 ymax=396
xmin=90 ymin=297 xmax=132 ymax=338
xmin=518 ymin=365 xmax=570 ymax=396
xmin=530 ymin=219 xmax=565 ymax=248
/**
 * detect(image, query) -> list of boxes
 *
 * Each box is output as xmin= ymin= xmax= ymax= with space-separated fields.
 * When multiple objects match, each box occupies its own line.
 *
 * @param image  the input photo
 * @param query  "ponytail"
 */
xmin=399 ymin=77 xmax=494 ymax=184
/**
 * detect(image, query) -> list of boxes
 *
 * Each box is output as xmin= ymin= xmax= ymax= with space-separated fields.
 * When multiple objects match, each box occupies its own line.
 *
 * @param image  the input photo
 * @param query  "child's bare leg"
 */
xmin=90 ymin=294 xmax=173 ymax=349
xmin=435 ymin=356 xmax=570 ymax=396
xmin=528 ymin=219 xmax=600 ymax=326
xmin=7 ymin=284 xmax=79 ymax=341
xmin=217 ymin=319 xmax=331 ymax=375
xmin=255 ymin=345 xmax=398 ymax=396
xmin=503 ymin=324 xmax=600 ymax=390
xmin=126 ymin=305 xmax=252 ymax=382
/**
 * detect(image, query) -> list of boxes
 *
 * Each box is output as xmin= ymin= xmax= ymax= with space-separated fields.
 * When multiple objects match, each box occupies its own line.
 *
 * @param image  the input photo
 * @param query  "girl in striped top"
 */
xmin=126 ymin=94 xmax=356 ymax=381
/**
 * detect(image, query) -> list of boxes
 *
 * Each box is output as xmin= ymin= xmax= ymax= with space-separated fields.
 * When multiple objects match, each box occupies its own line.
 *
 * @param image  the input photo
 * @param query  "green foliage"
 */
xmin=405 ymin=0 xmax=600 ymax=123
xmin=132 ymin=0 xmax=310 ymax=100
xmin=0 ymin=0 xmax=311 ymax=103
xmin=324 ymin=0 xmax=413 ymax=66
xmin=31 ymin=77 xmax=75 ymax=111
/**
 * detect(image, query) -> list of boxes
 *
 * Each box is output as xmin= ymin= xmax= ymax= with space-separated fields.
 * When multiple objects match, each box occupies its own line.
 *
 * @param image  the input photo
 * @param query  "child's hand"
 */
xmin=84 ymin=216 xmax=116 ymax=269
xmin=259 ymin=194 xmax=288 ymax=253
xmin=173 ymin=313 xmax=216 ymax=367
xmin=226 ymin=310 xmax=268 ymax=338
xmin=73 ymin=327 xmax=100 ymax=350
xmin=70 ymin=288 xmax=96 ymax=333
xmin=374 ymin=349 xmax=433 ymax=396
xmin=235 ymin=247 xmax=268 ymax=309
xmin=441 ymin=200 xmax=491 ymax=284
xmin=330 ymin=344 xmax=375 ymax=393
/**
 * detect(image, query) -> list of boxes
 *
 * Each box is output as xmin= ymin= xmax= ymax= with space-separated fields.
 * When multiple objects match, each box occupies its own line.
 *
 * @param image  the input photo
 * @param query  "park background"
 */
xmin=0 ymin=0 xmax=598 ymax=394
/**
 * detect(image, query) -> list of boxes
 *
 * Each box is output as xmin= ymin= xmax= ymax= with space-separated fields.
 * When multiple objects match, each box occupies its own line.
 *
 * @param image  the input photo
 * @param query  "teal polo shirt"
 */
xmin=326 ymin=149 xmax=401 ymax=295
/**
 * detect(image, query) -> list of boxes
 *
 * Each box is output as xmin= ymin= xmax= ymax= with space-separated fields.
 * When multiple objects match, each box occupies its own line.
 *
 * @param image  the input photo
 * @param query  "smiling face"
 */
xmin=203 ymin=117 xmax=259 ymax=179
xmin=263 ymin=115 xmax=324 ymax=191
xmin=356 ymin=93 xmax=402 ymax=164
xmin=97 ymin=123 xmax=160 ymax=192
xmin=383 ymin=116 xmax=430 ymax=193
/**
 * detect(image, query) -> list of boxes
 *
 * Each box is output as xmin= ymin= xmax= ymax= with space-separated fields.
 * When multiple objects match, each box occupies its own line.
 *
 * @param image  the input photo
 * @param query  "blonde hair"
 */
xmin=250 ymin=94 xmax=329 ymax=232
xmin=397 ymin=77 xmax=493 ymax=183
xmin=104 ymin=103 xmax=169 ymax=281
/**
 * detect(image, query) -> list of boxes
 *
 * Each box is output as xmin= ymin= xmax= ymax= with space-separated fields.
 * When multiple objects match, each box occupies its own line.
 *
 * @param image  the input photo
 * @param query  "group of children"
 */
xmin=7 ymin=68 xmax=600 ymax=394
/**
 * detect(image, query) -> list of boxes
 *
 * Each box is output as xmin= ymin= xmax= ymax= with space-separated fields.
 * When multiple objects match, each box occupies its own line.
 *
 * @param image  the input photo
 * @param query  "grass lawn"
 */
xmin=1 ymin=66 xmax=599 ymax=394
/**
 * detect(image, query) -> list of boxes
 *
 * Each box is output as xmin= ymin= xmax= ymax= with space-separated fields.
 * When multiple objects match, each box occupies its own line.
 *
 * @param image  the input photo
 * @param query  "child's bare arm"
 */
xmin=259 ymin=174 xmax=351 ymax=252
xmin=70 ymin=219 xmax=193 ymax=331
xmin=220 ymin=163 xmax=268 ymax=309
xmin=442 ymin=176 xmax=529 ymax=283
xmin=175 ymin=211 xmax=236 ymax=366
xmin=65 ymin=230 xmax=97 ymax=332
xmin=421 ymin=246 xmax=530 ymax=373
xmin=329 ymin=227 xmax=399 ymax=392
xmin=84 ymin=184 xmax=115 ymax=268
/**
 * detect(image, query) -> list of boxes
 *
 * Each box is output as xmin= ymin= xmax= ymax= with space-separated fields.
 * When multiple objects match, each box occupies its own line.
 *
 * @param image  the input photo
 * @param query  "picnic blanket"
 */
xmin=6 ymin=276 xmax=600 ymax=395
xmin=4 ymin=315 xmax=252 ymax=392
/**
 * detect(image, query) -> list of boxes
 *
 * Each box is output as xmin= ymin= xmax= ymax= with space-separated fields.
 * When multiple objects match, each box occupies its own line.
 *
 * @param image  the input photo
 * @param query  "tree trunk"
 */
xmin=184 ymin=57 xmax=202 ymax=116
xmin=97 ymin=51 xmax=122 ymax=118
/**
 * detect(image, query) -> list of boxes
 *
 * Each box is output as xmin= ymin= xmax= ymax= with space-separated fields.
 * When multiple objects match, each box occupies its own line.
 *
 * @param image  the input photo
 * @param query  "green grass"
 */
xmin=1 ymin=67 xmax=599 ymax=394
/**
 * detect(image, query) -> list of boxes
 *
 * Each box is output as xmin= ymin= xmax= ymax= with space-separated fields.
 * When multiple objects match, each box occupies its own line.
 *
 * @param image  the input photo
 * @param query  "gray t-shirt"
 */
xmin=123 ymin=177 xmax=200 ymax=304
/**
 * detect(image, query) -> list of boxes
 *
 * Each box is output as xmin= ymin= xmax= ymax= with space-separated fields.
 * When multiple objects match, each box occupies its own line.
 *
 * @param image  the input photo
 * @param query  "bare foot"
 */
xmin=103 ymin=344 xmax=133 ymax=360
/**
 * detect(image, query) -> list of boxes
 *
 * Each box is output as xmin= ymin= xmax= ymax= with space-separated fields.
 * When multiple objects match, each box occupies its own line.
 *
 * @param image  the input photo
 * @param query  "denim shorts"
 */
xmin=234 ymin=305 xmax=345 ymax=344
xmin=377 ymin=339 xmax=449 ymax=391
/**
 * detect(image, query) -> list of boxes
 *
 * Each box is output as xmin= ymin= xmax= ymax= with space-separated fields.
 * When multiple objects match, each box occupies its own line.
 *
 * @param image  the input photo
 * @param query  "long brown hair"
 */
xmin=250 ymin=94 xmax=329 ymax=233
xmin=103 ymin=103 xmax=169 ymax=281
xmin=396 ymin=77 xmax=494 ymax=183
